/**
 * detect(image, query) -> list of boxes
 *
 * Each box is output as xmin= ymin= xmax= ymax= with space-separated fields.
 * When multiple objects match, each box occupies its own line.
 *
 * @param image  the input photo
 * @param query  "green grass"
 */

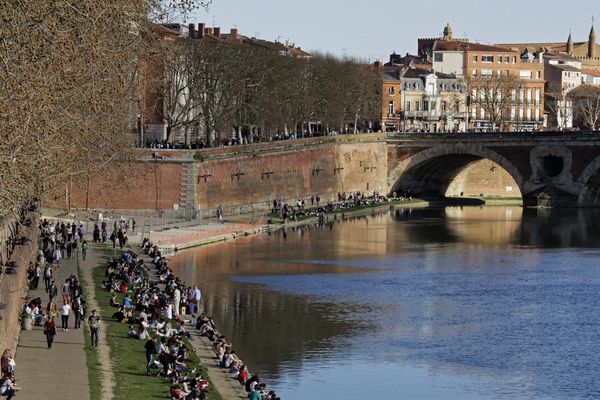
xmin=79 ymin=257 xmax=102 ymax=400
xmin=90 ymin=245 xmax=221 ymax=400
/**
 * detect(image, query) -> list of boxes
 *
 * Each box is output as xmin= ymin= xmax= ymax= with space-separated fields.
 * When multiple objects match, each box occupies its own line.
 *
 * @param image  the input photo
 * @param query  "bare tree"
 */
xmin=467 ymin=75 xmax=520 ymax=131
xmin=570 ymin=85 xmax=600 ymax=130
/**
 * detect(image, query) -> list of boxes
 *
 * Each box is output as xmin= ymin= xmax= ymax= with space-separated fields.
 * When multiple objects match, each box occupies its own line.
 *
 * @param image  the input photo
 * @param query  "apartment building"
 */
xmin=432 ymin=41 xmax=545 ymax=131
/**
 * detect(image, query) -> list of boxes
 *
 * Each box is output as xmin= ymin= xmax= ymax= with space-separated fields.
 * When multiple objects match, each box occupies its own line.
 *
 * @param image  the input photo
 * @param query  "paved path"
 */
xmin=79 ymin=243 xmax=115 ymax=400
xmin=15 ymin=252 xmax=90 ymax=400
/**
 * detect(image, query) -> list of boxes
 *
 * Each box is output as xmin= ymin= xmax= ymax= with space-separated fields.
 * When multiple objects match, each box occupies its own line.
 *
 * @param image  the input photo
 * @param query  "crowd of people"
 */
xmin=273 ymin=191 xmax=414 ymax=222
xmin=0 ymin=349 xmax=19 ymax=399
xmin=106 ymin=238 xmax=281 ymax=399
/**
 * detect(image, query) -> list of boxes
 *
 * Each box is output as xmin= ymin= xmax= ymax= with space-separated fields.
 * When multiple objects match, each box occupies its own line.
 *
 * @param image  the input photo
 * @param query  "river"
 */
xmin=170 ymin=206 xmax=600 ymax=400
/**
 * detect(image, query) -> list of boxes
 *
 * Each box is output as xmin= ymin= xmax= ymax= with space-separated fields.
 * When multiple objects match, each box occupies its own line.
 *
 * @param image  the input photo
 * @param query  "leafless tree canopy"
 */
xmin=0 ymin=1 xmax=207 ymax=214
xmin=155 ymin=42 xmax=381 ymax=146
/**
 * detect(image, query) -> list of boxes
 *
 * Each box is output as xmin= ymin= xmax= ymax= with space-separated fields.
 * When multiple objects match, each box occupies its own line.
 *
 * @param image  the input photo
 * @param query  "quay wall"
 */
xmin=44 ymin=135 xmax=390 ymax=217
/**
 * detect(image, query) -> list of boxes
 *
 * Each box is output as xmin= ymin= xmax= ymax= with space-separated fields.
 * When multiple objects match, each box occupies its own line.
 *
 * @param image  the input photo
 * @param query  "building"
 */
xmin=582 ymin=67 xmax=600 ymax=85
xmin=543 ymin=53 xmax=582 ymax=130
xmin=417 ymin=23 xmax=468 ymax=61
xmin=432 ymin=40 xmax=545 ymax=131
xmin=379 ymin=65 xmax=467 ymax=132
xmin=496 ymin=24 xmax=600 ymax=67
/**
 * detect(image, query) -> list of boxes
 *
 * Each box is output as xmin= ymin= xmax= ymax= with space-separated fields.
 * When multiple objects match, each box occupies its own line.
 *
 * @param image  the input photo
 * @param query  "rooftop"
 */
xmin=434 ymin=40 xmax=517 ymax=53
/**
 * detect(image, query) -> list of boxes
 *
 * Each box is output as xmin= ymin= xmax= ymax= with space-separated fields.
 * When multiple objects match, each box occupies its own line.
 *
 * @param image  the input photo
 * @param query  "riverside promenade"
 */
xmin=15 ymin=253 xmax=90 ymax=400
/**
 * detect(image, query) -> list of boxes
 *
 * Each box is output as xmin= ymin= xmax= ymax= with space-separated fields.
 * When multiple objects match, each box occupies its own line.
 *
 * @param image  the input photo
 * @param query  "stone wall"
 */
xmin=0 ymin=215 xmax=38 ymax=353
xmin=446 ymin=160 xmax=522 ymax=198
xmin=43 ymin=135 xmax=388 ymax=215
xmin=196 ymin=140 xmax=387 ymax=216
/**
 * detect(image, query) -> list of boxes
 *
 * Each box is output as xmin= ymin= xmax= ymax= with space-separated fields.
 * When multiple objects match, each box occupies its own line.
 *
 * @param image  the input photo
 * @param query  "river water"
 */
xmin=170 ymin=206 xmax=600 ymax=400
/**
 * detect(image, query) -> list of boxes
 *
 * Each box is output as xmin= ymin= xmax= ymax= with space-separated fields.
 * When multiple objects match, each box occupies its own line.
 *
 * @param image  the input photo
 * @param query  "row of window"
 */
xmin=473 ymin=55 xmax=518 ymax=64
xmin=471 ymin=88 xmax=542 ymax=103
xmin=388 ymin=100 xmax=461 ymax=113
xmin=471 ymin=69 xmax=541 ymax=79
xmin=472 ymin=107 xmax=541 ymax=121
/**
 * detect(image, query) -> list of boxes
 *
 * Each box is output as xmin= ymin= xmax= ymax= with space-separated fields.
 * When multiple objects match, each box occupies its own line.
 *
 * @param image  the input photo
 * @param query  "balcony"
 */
xmin=402 ymin=111 xmax=467 ymax=120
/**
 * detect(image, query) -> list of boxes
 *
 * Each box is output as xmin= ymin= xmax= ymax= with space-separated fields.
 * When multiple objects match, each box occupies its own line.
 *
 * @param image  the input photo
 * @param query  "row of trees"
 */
xmin=0 ymin=1 xmax=209 ymax=214
xmin=153 ymin=39 xmax=381 ymax=146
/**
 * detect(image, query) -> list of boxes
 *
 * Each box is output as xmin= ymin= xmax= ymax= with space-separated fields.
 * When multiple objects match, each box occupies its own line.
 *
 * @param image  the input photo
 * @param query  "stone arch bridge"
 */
xmin=386 ymin=133 xmax=600 ymax=207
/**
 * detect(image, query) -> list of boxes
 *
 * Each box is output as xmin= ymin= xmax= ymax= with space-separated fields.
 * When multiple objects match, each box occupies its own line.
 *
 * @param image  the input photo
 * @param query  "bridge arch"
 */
xmin=388 ymin=144 xmax=526 ymax=198
xmin=577 ymin=155 xmax=600 ymax=205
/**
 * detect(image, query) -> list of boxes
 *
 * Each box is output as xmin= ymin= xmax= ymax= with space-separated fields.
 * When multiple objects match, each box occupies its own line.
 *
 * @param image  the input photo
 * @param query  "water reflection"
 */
xmin=170 ymin=207 xmax=600 ymax=400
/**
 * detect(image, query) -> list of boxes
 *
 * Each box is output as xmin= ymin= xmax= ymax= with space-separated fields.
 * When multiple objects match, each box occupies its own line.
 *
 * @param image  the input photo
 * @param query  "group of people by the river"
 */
xmin=273 ymin=191 xmax=413 ymax=222
xmin=101 ymin=237 xmax=281 ymax=399
xmin=0 ymin=349 xmax=19 ymax=399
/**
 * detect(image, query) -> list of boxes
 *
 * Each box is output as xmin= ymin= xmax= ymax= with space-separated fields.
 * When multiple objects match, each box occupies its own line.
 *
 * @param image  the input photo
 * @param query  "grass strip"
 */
xmin=92 ymin=246 xmax=221 ymax=400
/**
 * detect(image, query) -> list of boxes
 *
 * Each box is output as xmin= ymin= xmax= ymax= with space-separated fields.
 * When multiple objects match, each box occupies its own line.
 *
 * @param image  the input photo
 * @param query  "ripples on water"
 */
xmin=171 ymin=207 xmax=600 ymax=400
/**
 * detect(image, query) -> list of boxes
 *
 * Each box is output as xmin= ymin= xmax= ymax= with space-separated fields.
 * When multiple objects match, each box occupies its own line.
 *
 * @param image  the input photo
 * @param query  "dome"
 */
xmin=443 ymin=23 xmax=453 ymax=39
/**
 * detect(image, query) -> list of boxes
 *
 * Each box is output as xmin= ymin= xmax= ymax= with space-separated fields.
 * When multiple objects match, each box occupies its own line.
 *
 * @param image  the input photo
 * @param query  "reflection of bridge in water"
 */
xmin=386 ymin=132 xmax=600 ymax=206
xmin=390 ymin=206 xmax=600 ymax=248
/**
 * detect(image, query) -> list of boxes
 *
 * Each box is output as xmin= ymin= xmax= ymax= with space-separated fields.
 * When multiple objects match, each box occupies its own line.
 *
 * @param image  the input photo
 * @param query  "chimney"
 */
xmin=198 ymin=23 xmax=205 ymax=38
xmin=230 ymin=28 xmax=238 ymax=42
xmin=214 ymin=27 xmax=220 ymax=37
xmin=207 ymin=27 xmax=213 ymax=35
xmin=188 ymin=23 xmax=196 ymax=39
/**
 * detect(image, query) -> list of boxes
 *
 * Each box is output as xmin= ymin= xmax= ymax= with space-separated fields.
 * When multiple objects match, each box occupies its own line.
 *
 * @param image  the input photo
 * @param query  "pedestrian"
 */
xmin=48 ymin=280 xmax=58 ymax=302
xmin=216 ymin=205 xmax=223 ymax=223
xmin=88 ymin=309 xmax=100 ymax=347
xmin=191 ymin=286 xmax=202 ymax=315
xmin=43 ymin=317 xmax=57 ymax=348
xmin=81 ymin=240 xmax=88 ymax=260
xmin=61 ymin=278 xmax=71 ymax=304
xmin=132 ymin=218 xmax=136 ymax=232
xmin=144 ymin=336 xmax=156 ymax=376
xmin=78 ymin=224 xmax=85 ymax=241
xmin=117 ymin=229 xmax=125 ymax=249
xmin=66 ymin=240 xmax=72 ymax=259
xmin=93 ymin=224 xmax=100 ymax=243
xmin=33 ymin=262 xmax=41 ymax=289
xmin=72 ymin=297 xmax=82 ymax=329
xmin=173 ymin=286 xmax=181 ymax=317
xmin=60 ymin=301 xmax=71 ymax=331
xmin=72 ymin=239 xmax=79 ymax=258
xmin=44 ymin=264 xmax=52 ymax=292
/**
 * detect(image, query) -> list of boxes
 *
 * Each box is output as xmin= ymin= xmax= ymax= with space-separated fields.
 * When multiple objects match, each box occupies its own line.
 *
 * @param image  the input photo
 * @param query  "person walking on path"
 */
xmin=60 ymin=301 xmax=71 ymax=331
xmin=43 ymin=263 xmax=52 ymax=292
xmin=81 ymin=240 xmax=88 ymax=261
xmin=43 ymin=317 xmax=57 ymax=348
xmin=191 ymin=286 xmax=202 ymax=315
xmin=216 ymin=205 xmax=224 ymax=223
xmin=88 ymin=310 xmax=100 ymax=347
xmin=144 ymin=336 xmax=156 ymax=376
xmin=48 ymin=280 xmax=58 ymax=302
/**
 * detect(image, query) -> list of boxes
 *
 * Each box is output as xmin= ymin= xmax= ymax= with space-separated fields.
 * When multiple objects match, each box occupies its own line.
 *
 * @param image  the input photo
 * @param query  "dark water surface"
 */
xmin=170 ymin=206 xmax=600 ymax=400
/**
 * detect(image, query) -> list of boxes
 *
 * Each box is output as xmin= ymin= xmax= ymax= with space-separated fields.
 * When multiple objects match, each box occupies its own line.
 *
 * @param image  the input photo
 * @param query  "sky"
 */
xmin=191 ymin=0 xmax=600 ymax=61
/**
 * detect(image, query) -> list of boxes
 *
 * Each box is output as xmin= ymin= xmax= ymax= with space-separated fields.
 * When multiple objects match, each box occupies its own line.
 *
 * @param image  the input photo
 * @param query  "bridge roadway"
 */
xmin=386 ymin=131 xmax=600 ymax=207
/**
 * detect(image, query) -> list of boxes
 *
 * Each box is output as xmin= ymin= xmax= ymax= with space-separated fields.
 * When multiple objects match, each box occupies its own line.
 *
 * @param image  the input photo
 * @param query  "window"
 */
xmin=481 ymin=69 xmax=493 ymax=76
xmin=506 ymin=70 xmax=510 ymax=77
xmin=481 ymin=108 xmax=486 ymax=119
xmin=441 ymin=101 xmax=447 ymax=112
xmin=536 ymin=70 xmax=541 ymax=79
xmin=473 ymin=55 xmax=478 ymax=63
xmin=535 ymin=108 xmax=540 ymax=121
xmin=497 ymin=69 xmax=502 ymax=76
xmin=498 ymin=56 xmax=502 ymax=63
xmin=511 ymin=89 xmax=516 ymax=101
xmin=520 ymin=70 xmax=532 ymax=79
xmin=434 ymin=53 xmax=444 ymax=62
xmin=388 ymin=101 xmax=394 ymax=115
xmin=423 ymin=100 xmax=429 ymax=111
xmin=471 ymin=69 xmax=477 ymax=77
xmin=388 ymin=86 xmax=395 ymax=96
xmin=511 ymin=108 xmax=516 ymax=120
xmin=505 ymin=56 xmax=510 ymax=63
xmin=415 ymin=101 xmax=420 ymax=111
xmin=535 ymin=89 xmax=541 ymax=103
xmin=454 ymin=101 xmax=460 ymax=112
xmin=519 ymin=107 xmax=524 ymax=119
xmin=527 ymin=89 xmax=532 ymax=103
xmin=512 ymin=56 xmax=517 ymax=63
xmin=519 ymin=89 xmax=524 ymax=103
xmin=526 ymin=108 xmax=532 ymax=120
xmin=482 ymin=55 xmax=494 ymax=63
xmin=406 ymin=101 xmax=411 ymax=111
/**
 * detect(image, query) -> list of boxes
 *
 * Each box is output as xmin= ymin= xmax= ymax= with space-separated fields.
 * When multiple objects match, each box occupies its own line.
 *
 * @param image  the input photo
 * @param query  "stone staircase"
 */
xmin=179 ymin=162 xmax=198 ymax=211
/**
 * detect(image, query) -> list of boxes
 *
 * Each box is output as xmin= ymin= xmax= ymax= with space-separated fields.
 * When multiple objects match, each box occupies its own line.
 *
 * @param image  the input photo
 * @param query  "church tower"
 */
xmin=443 ymin=23 xmax=453 ymax=41
xmin=567 ymin=31 xmax=574 ymax=55
xmin=589 ymin=24 xmax=596 ymax=58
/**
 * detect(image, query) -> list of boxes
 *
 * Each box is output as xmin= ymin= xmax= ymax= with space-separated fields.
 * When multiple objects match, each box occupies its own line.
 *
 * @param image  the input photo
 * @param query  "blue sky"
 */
xmin=192 ymin=0 xmax=600 ymax=61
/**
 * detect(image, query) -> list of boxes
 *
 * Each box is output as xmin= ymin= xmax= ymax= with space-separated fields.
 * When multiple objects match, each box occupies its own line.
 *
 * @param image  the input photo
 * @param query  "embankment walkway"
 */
xmin=15 ymin=253 xmax=90 ymax=400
